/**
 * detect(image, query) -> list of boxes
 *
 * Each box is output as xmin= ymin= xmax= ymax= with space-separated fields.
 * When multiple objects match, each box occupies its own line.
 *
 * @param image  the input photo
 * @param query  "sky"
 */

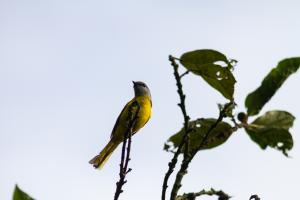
xmin=1 ymin=0 xmax=300 ymax=200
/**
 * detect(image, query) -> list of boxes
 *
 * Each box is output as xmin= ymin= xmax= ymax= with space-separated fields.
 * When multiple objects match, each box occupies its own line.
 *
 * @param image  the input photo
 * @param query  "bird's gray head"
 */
xmin=132 ymin=81 xmax=151 ymax=98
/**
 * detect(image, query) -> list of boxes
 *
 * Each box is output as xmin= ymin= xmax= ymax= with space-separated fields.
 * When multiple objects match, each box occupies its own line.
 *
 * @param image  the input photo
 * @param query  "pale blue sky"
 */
xmin=1 ymin=0 xmax=300 ymax=200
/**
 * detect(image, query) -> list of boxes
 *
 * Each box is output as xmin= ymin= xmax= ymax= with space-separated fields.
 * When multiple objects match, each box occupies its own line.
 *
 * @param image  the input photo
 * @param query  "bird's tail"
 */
xmin=89 ymin=140 xmax=119 ymax=169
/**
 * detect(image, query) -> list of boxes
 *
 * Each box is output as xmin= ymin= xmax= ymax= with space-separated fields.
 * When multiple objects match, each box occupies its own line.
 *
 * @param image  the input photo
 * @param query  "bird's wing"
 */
xmin=110 ymin=99 xmax=140 ymax=139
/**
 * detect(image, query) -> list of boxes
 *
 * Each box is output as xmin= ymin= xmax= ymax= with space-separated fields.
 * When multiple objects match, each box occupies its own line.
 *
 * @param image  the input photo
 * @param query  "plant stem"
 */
xmin=114 ymin=103 xmax=140 ymax=200
xmin=161 ymin=55 xmax=191 ymax=200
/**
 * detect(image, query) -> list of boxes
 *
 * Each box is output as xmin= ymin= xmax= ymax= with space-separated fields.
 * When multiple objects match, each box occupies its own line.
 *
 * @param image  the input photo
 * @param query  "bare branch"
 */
xmin=161 ymin=55 xmax=191 ymax=200
xmin=114 ymin=102 xmax=140 ymax=200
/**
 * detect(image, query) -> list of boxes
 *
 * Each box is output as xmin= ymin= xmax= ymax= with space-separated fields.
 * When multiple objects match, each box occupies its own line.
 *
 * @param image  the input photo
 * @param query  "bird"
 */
xmin=89 ymin=81 xmax=152 ymax=169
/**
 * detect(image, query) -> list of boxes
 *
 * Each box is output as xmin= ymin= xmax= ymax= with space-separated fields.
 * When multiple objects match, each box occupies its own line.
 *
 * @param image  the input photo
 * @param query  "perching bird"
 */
xmin=89 ymin=81 xmax=152 ymax=169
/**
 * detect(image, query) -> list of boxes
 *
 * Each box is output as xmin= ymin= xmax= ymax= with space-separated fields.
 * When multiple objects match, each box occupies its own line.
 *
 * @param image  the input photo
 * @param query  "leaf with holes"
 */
xmin=245 ymin=57 xmax=300 ymax=116
xmin=164 ymin=118 xmax=233 ymax=154
xmin=245 ymin=110 xmax=295 ymax=156
xmin=13 ymin=185 xmax=35 ymax=200
xmin=180 ymin=49 xmax=236 ymax=100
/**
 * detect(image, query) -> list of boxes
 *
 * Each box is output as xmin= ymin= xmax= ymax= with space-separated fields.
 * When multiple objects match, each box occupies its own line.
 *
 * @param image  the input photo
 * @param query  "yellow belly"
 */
xmin=111 ymin=95 xmax=152 ymax=141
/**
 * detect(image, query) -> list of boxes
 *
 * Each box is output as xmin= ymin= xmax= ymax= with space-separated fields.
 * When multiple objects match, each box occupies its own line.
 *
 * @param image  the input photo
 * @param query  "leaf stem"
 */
xmin=179 ymin=71 xmax=190 ymax=79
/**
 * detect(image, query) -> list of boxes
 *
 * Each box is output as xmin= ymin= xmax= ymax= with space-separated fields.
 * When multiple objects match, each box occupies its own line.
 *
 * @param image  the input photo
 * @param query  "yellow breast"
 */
xmin=132 ymin=96 xmax=152 ymax=133
xmin=111 ymin=95 xmax=152 ymax=141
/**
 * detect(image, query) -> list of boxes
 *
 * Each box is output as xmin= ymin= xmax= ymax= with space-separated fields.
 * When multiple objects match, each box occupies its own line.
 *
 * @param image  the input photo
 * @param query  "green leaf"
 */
xmin=164 ymin=118 xmax=233 ymax=154
xmin=245 ymin=110 xmax=295 ymax=156
xmin=245 ymin=57 xmax=300 ymax=116
xmin=13 ymin=185 xmax=35 ymax=200
xmin=180 ymin=49 xmax=232 ymax=70
xmin=252 ymin=110 xmax=295 ymax=129
xmin=180 ymin=49 xmax=236 ymax=100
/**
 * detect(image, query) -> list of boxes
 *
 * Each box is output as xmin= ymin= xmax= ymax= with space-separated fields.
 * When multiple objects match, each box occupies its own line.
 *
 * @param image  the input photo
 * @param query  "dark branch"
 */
xmin=114 ymin=102 xmax=140 ymax=200
xmin=161 ymin=55 xmax=191 ymax=200
xmin=179 ymin=71 xmax=190 ymax=79
xmin=170 ymin=101 xmax=235 ymax=200
xmin=197 ymin=101 xmax=235 ymax=150
xmin=176 ymin=188 xmax=231 ymax=200
xmin=249 ymin=194 xmax=261 ymax=200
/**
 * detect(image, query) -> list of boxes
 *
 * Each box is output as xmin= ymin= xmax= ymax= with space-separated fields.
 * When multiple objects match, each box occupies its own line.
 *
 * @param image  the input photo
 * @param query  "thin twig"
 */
xmin=173 ymin=57 xmax=181 ymax=61
xmin=179 ymin=71 xmax=190 ymax=79
xmin=114 ymin=103 xmax=140 ymax=200
xmin=170 ymin=101 xmax=235 ymax=200
xmin=176 ymin=188 xmax=231 ymax=200
xmin=161 ymin=55 xmax=191 ymax=200
xmin=197 ymin=101 xmax=235 ymax=152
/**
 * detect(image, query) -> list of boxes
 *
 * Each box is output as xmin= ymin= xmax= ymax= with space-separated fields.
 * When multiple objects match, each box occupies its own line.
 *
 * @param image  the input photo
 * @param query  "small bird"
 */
xmin=89 ymin=81 xmax=152 ymax=169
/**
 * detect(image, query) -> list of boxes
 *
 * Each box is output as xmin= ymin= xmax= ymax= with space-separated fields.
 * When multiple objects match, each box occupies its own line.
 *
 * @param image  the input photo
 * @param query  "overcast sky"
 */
xmin=1 ymin=0 xmax=300 ymax=200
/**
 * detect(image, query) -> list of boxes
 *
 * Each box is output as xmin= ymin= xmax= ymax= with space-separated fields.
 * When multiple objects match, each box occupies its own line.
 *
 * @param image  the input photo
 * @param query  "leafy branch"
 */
xmin=165 ymin=54 xmax=237 ymax=200
xmin=170 ymin=101 xmax=236 ymax=200
xmin=114 ymin=102 xmax=140 ymax=200
xmin=163 ymin=50 xmax=299 ymax=200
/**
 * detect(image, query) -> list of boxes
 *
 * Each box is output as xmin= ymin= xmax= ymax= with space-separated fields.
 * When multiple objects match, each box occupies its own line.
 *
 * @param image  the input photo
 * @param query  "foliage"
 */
xmin=165 ymin=49 xmax=298 ymax=156
xmin=180 ymin=49 xmax=236 ymax=100
xmin=165 ymin=118 xmax=233 ymax=154
xmin=245 ymin=58 xmax=300 ymax=116
xmin=244 ymin=110 xmax=295 ymax=156
xmin=13 ymin=185 xmax=34 ymax=200
xmin=162 ymin=49 xmax=299 ymax=200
